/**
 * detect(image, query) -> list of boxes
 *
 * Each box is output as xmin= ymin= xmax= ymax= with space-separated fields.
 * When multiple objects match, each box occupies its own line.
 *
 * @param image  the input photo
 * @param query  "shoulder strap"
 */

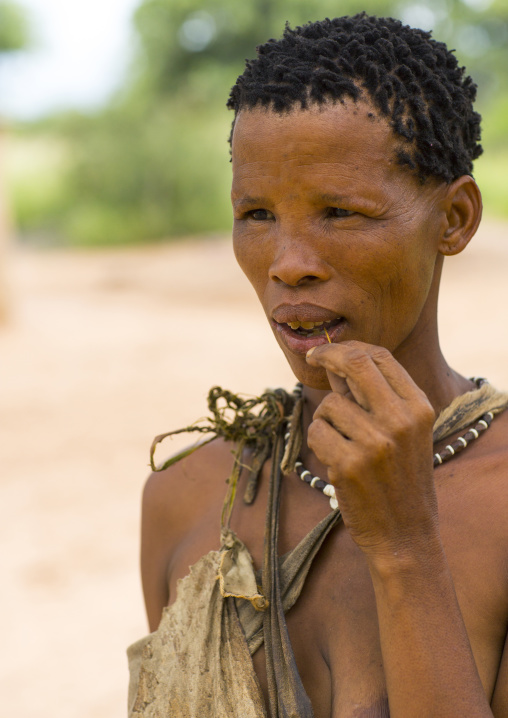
xmin=261 ymin=428 xmax=316 ymax=718
xmin=238 ymin=502 xmax=341 ymax=656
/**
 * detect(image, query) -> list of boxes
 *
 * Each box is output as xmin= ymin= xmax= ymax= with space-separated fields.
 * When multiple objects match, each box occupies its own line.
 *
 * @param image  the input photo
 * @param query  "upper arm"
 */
xmin=139 ymin=438 xmax=237 ymax=632
xmin=140 ymin=469 xmax=176 ymax=632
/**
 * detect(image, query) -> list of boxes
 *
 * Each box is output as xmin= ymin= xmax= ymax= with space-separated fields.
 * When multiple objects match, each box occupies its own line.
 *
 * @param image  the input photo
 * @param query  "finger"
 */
xmin=307 ymin=342 xmax=392 ymax=411
xmin=325 ymin=372 xmax=350 ymax=398
xmin=361 ymin=343 xmax=429 ymax=403
xmin=313 ymin=391 xmax=371 ymax=441
xmin=307 ymin=416 xmax=357 ymax=478
xmin=307 ymin=341 xmax=427 ymax=407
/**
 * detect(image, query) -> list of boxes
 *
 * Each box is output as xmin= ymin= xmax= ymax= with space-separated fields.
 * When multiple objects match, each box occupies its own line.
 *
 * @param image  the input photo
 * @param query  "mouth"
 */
xmin=272 ymin=316 xmax=346 ymax=354
xmin=283 ymin=318 xmax=338 ymax=337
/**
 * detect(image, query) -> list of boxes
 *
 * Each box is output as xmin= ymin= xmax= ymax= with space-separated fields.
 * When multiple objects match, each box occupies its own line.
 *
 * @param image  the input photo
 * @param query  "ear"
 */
xmin=438 ymin=175 xmax=482 ymax=256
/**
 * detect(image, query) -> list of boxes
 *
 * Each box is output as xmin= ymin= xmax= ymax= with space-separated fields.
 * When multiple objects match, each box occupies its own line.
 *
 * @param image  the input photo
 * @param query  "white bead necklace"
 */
xmin=284 ymin=381 xmax=495 ymax=511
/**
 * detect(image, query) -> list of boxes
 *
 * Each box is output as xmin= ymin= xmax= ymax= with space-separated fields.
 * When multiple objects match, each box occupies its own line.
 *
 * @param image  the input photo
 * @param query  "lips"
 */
xmin=271 ymin=303 xmax=346 ymax=354
xmin=272 ymin=302 xmax=340 ymax=325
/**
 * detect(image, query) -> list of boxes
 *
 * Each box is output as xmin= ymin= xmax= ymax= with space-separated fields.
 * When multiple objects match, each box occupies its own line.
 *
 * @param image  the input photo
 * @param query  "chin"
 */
xmin=288 ymin=362 xmax=331 ymax=391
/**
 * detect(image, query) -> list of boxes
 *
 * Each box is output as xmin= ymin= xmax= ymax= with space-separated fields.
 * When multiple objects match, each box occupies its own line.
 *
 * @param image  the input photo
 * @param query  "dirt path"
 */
xmin=1 ymin=219 xmax=507 ymax=717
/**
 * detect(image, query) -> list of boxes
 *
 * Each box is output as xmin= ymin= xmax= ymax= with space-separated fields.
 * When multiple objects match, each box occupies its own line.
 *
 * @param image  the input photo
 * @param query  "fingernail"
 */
xmin=306 ymin=346 xmax=317 ymax=358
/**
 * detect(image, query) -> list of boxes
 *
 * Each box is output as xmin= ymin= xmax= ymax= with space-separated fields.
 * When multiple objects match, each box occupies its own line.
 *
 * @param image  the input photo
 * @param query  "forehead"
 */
xmin=231 ymin=102 xmax=417 ymax=200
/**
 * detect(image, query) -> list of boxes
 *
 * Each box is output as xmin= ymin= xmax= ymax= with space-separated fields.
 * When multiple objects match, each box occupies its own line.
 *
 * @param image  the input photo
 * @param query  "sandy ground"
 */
xmin=1 ymin=218 xmax=507 ymax=718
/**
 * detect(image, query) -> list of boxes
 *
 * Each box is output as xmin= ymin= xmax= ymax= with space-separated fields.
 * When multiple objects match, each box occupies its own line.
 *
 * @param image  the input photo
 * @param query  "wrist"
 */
xmin=365 ymin=530 xmax=446 ymax=586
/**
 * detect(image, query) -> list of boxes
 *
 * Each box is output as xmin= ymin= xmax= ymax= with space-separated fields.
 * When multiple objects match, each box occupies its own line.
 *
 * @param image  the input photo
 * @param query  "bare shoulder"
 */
xmin=473 ymin=408 xmax=508 ymax=507
xmin=438 ymin=408 xmax=508 ymax=575
xmin=142 ymin=437 xmax=237 ymax=541
xmin=140 ymin=438 xmax=237 ymax=631
xmin=444 ymin=407 xmax=508 ymax=510
xmin=480 ymin=409 xmax=508 ymax=539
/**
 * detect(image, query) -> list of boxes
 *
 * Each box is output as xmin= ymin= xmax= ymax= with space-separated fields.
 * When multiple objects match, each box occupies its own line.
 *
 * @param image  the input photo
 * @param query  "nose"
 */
xmin=268 ymin=236 xmax=331 ymax=287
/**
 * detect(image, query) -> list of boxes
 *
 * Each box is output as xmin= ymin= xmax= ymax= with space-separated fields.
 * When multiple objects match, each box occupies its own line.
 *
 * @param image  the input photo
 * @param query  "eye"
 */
xmin=327 ymin=207 xmax=354 ymax=218
xmin=248 ymin=209 xmax=274 ymax=221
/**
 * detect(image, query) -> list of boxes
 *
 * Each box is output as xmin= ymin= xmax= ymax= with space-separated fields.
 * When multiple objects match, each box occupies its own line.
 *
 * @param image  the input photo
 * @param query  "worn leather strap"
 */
xmin=262 ymin=427 xmax=316 ymax=718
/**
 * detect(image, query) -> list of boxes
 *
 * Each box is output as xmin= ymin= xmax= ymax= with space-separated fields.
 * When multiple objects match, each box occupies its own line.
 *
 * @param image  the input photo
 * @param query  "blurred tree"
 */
xmin=11 ymin=0 xmax=508 ymax=245
xmin=131 ymin=0 xmax=508 ymax=106
xmin=52 ymin=0 xmax=407 ymax=245
xmin=133 ymin=0 xmax=394 ymax=97
xmin=0 ymin=1 xmax=29 ymax=320
xmin=0 ymin=0 xmax=29 ymax=52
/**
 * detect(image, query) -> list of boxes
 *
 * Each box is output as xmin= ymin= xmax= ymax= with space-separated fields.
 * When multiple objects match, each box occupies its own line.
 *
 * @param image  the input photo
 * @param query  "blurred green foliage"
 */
xmin=6 ymin=0 xmax=508 ymax=245
xmin=0 ymin=1 xmax=29 ymax=52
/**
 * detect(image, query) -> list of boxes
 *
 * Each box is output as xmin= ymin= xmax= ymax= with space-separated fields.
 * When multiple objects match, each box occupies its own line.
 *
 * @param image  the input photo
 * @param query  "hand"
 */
xmin=306 ymin=340 xmax=439 ymax=563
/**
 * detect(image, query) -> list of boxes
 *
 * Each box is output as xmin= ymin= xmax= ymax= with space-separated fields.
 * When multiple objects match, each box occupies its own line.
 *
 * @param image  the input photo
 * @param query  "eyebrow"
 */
xmin=318 ymin=190 xmax=386 ymax=212
xmin=319 ymin=193 xmax=352 ymax=206
xmin=232 ymin=190 xmax=383 ymax=213
xmin=231 ymin=195 xmax=271 ymax=210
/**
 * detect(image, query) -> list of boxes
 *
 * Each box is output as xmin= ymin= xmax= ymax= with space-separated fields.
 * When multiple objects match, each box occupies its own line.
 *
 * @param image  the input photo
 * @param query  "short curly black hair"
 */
xmin=227 ymin=13 xmax=482 ymax=183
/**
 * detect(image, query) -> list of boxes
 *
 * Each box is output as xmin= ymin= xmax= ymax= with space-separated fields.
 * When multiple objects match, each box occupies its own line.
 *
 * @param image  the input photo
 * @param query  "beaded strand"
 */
xmin=433 ymin=411 xmax=493 ymax=466
xmin=284 ymin=383 xmax=341 ymax=509
xmin=284 ymin=383 xmax=495 ymax=510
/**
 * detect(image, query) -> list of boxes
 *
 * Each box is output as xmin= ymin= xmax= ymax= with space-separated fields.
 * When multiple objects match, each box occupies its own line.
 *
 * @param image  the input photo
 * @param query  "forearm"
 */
xmin=369 ymin=539 xmax=492 ymax=718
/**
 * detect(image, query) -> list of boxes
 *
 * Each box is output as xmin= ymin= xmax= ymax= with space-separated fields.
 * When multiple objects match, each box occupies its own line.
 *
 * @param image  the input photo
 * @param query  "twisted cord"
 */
xmin=280 ymin=385 xmax=304 ymax=476
xmin=150 ymin=385 xmax=296 ymax=513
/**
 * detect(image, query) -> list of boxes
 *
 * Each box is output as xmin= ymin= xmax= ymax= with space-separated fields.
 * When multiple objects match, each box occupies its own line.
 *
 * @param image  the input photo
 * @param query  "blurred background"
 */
xmin=0 ymin=1 xmax=507 ymax=716
xmin=1 ymin=0 xmax=508 ymax=246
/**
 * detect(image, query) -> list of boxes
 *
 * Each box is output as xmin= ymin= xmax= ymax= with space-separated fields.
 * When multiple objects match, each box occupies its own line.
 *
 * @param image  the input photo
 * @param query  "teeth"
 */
xmin=287 ymin=320 xmax=328 ymax=330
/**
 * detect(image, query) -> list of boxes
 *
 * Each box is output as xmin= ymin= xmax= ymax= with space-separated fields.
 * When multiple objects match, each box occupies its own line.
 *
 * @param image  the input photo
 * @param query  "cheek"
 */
xmin=397 ymin=236 xmax=438 ymax=297
xmin=233 ymin=228 xmax=272 ymax=298
xmin=371 ymin=229 xmax=437 ymax=297
xmin=376 ymin=242 xmax=438 ymax=339
xmin=343 ymin=231 xmax=438 ymax=343
xmin=233 ymin=231 xmax=257 ymax=281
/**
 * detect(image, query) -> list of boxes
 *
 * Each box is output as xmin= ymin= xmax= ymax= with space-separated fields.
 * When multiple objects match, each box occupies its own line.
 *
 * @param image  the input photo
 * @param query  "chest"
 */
xmin=168 ymin=462 xmax=508 ymax=718
xmin=245 ymin=513 xmax=506 ymax=718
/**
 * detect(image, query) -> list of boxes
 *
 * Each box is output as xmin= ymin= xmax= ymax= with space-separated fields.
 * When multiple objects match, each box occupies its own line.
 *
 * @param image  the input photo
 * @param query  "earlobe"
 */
xmin=438 ymin=175 xmax=483 ymax=256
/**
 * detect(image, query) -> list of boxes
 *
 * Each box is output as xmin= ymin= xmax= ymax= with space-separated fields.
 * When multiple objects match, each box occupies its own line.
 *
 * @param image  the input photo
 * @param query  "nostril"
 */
xmin=268 ymin=250 xmax=330 ymax=285
xmin=272 ymin=274 xmax=320 ymax=286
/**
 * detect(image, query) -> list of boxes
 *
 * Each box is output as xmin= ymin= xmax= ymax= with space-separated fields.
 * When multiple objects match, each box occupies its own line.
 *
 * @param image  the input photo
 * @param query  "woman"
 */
xmin=128 ymin=14 xmax=508 ymax=717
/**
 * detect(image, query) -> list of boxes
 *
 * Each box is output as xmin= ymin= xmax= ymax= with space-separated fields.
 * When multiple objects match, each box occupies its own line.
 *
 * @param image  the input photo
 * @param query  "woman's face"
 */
xmin=231 ymin=102 xmax=446 ymax=389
